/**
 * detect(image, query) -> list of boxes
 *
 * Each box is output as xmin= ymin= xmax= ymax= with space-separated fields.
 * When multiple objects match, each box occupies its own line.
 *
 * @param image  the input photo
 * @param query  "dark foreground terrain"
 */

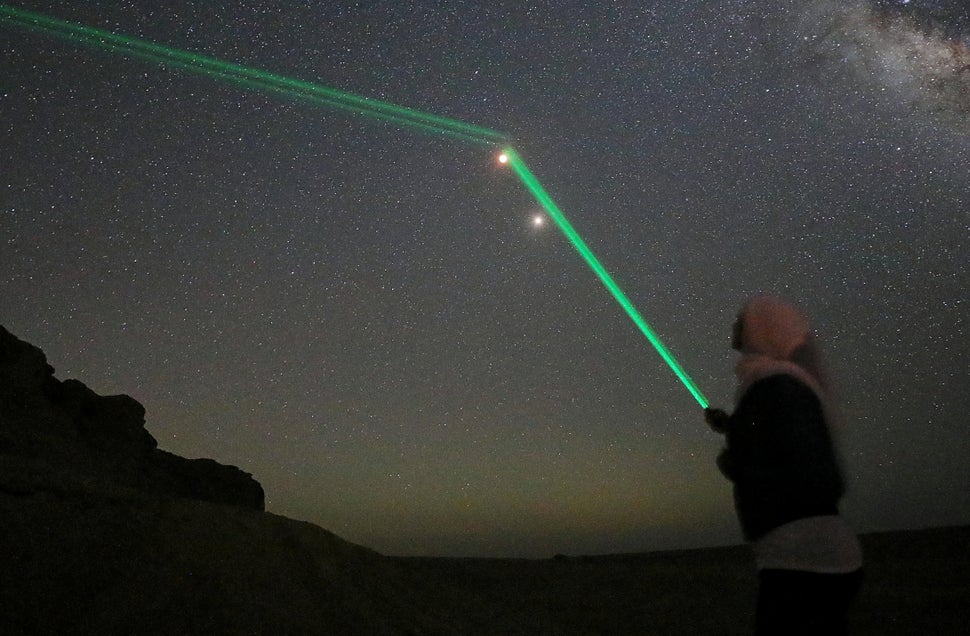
xmin=2 ymin=325 xmax=968 ymax=634
xmin=4 ymin=490 xmax=967 ymax=635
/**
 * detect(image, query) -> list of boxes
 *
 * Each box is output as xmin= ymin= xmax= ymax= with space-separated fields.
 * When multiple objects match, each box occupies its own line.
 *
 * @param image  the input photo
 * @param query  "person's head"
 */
xmin=732 ymin=295 xmax=828 ymax=389
xmin=732 ymin=296 xmax=811 ymax=359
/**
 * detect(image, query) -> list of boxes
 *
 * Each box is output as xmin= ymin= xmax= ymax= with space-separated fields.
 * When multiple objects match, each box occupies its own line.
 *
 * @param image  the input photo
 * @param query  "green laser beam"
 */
xmin=2 ymin=4 xmax=708 ymax=408
xmin=503 ymin=148 xmax=709 ymax=409
xmin=0 ymin=4 xmax=507 ymax=145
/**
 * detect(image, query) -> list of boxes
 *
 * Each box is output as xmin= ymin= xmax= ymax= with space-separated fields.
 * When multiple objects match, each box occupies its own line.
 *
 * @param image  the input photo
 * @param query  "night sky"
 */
xmin=2 ymin=0 xmax=968 ymax=557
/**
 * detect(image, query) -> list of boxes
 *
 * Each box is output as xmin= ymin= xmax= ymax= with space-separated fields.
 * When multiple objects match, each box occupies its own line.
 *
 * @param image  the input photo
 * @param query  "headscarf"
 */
xmin=734 ymin=296 xmax=827 ymax=402
xmin=737 ymin=296 xmax=811 ymax=360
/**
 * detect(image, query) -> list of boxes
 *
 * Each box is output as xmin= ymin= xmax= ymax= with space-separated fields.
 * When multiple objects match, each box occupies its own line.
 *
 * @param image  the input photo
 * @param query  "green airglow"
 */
xmin=503 ymin=148 xmax=709 ymax=409
xmin=0 ymin=4 xmax=506 ymax=145
xmin=2 ymin=4 xmax=708 ymax=408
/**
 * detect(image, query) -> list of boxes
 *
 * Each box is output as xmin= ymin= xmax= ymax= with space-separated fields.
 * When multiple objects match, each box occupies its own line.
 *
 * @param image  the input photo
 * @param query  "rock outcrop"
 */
xmin=0 ymin=325 xmax=425 ymax=635
xmin=0 ymin=324 xmax=263 ymax=510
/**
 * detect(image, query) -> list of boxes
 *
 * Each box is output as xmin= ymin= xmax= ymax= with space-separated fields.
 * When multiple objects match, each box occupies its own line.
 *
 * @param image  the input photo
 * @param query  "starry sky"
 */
xmin=2 ymin=0 xmax=968 ymax=557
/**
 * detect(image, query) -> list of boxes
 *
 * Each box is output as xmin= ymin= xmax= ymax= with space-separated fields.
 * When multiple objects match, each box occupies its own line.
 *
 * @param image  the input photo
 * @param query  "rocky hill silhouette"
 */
xmin=1 ymin=325 xmax=966 ymax=635
xmin=0 ymin=325 xmax=264 ymax=510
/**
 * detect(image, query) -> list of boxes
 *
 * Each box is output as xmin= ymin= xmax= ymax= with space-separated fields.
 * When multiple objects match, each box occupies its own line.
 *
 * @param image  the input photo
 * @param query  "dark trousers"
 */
xmin=755 ymin=568 xmax=864 ymax=636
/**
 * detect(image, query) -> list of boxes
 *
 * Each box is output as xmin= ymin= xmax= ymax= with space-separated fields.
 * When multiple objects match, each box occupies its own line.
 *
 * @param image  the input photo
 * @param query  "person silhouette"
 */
xmin=705 ymin=296 xmax=863 ymax=635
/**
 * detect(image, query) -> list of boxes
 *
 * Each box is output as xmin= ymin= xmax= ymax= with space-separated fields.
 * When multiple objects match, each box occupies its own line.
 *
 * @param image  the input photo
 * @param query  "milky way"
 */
xmin=799 ymin=0 xmax=970 ymax=130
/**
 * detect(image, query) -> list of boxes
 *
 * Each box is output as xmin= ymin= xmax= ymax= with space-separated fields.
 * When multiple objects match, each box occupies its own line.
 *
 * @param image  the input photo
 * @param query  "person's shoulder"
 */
xmin=745 ymin=373 xmax=819 ymax=404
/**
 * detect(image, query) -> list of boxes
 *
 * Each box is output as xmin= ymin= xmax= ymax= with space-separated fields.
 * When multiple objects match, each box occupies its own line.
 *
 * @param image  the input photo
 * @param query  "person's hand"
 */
xmin=704 ymin=408 xmax=730 ymax=434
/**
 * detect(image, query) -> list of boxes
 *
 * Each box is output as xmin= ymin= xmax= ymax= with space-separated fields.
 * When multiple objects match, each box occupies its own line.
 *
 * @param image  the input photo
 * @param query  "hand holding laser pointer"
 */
xmin=704 ymin=408 xmax=730 ymax=434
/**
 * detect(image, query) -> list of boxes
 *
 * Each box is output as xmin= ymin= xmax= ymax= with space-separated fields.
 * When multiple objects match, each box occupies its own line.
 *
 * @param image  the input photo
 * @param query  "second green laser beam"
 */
xmin=0 ymin=4 xmax=507 ymax=145
xmin=502 ymin=148 xmax=709 ymax=409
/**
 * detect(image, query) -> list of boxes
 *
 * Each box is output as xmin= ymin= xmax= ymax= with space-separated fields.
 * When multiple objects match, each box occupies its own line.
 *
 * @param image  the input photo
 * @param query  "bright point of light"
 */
xmin=533 ymin=214 xmax=544 ymax=227
xmin=498 ymin=152 xmax=509 ymax=164
xmin=502 ymin=147 xmax=709 ymax=409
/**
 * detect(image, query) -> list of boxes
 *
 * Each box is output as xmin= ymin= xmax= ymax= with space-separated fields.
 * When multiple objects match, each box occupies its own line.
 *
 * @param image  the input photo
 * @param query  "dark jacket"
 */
xmin=718 ymin=374 xmax=845 ymax=541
